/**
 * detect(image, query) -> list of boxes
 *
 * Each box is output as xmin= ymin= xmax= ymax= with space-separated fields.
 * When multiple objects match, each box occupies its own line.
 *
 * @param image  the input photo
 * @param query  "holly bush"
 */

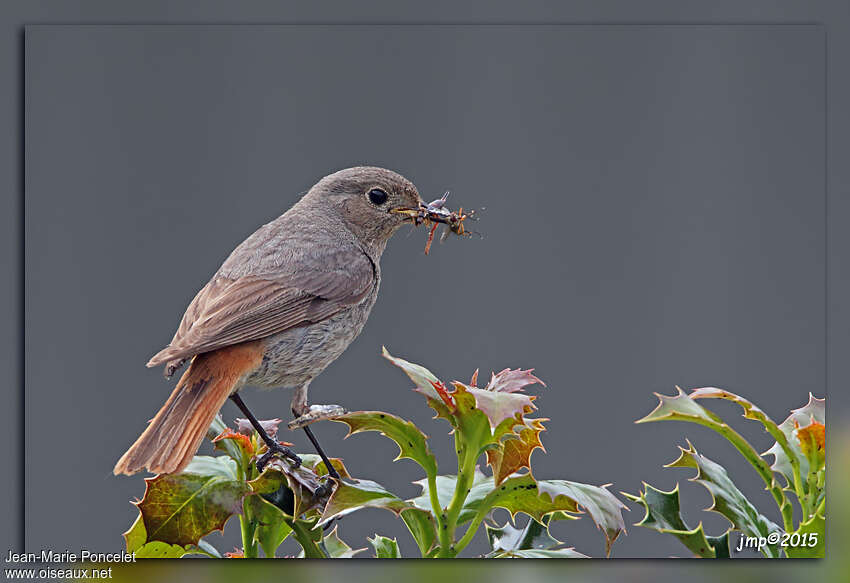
xmin=121 ymin=348 xmax=627 ymax=558
xmin=626 ymin=388 xmax=825 ymax=558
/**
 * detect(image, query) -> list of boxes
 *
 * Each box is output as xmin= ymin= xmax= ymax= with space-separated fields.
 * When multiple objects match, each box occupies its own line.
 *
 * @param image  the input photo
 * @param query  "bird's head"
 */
xmin=306 ymin=166 xmax=425 ymax=250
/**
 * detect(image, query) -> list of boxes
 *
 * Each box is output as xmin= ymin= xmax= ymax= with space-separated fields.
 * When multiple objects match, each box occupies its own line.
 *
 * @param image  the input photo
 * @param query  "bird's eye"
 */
xmin=368 ymin=188 xmax=389 ymax=206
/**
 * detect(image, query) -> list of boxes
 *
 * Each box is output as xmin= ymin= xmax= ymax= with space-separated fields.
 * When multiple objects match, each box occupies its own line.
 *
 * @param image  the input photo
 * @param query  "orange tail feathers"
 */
xmin=114 ymin=341 xmax=263 ymax=476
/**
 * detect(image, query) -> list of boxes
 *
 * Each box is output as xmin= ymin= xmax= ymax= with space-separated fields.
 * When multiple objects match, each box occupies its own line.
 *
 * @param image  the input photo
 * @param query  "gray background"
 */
xmin=21 ymin=24 xmax=825 ymax=559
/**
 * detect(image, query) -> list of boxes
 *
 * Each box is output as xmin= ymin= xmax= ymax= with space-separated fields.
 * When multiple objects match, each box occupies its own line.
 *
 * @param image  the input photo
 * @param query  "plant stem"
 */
xmin=238 ymin=513 xmax=257 ymax=558
xmin=805 ymin=465 xmax=819 ymax=519
xmin=815 ymin=496 xmax=825 ymax=517
xmin=236 ymin=463 xmax=259 ymax=558
xmin=454 ymin=506 xmax=488 ymax=555
xmin=437 ymin=432 xmax=477 ymax=558
xmin=288 ymin=519 xmax=327 ymax=558
xmin=429 ymin=471 xmax=450 ymax=555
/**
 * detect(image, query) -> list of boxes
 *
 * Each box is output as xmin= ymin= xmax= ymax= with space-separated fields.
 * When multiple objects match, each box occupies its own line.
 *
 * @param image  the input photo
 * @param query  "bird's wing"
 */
xmin=147 ymin=245 xmax=375 ymax=369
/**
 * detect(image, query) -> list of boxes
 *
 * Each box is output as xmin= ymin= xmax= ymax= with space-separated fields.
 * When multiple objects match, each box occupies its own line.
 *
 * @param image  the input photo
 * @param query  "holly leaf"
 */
xmin=461 ymin=367 xmax=543 ymax=431
xmin=535 ymin=479 xmax=628 ymax=556
xmin=123 ymin=512 xmax=222 ymax=558
xmin=332 ymin=411 xmax=438 ymax=477
xmin=690 ymin=387 xmax=781 ymax=433
xmin=689 ymin=388 xmax=807 ymax=496
xmin=785 ymin=505 xmax=825 ymax=558
xmin=243 ymin=495 xmax=292 ymax=557
xmin=451 ymin=383 xmax=500 ymax=461
xmin=764 ymin=394 xmax=825 ymax=491
xmin=465 ymin=386 xmax=536 ymax=430
xmin=492 ymin=548 xmax=589 ymax=558
xmin=486 ymin=517 xmax=588 ymax=558
xmin=399 ymin=507 xmax=438 ymax=556
xmin=486 ymin=517 xmax=562 ymax=553
xmin=318 ymin=478 xmax=416 ymax=525
xmin=206 ymin=415 xmax=242 ymax=462
xmin=298 ymin=453 xmax=351 ymax=479
xmin=478 ymin=473 xmax=575 ymax=520
xmin=667 ymin=442 xmax=782 ymax=558
xmin=369 ymin=534 xmax=401 ymax=558
xmin=623 ymin=482 xmax=730 ymax=558
xmin=637 ymin=387 xmax=785 ymax=510
xmin=212 ymin=427 xmax=255 ymax=462
xmin=484 ymin=368 xmax=546 ymax=393
xmin=486 ymin=418 xmax=547 ymax=486
xmin=636 ymin=386 xmax=722 ymax=426
xmin=413 ymin=468 xmax=624 ymax=555
xmin=320 ymin=526 xmax=365 ymax=558
xmin=382 ymin=347 xmax=442 ymax=400
xmin=248 ymin=457 xmax=336 ymax=518
xmin=135 ymin=456 xmax=249 ymax=547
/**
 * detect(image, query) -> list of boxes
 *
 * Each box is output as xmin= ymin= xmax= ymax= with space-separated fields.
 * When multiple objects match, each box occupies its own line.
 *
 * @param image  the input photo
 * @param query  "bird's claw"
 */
xmin=255 ymin=441 xmax=302 ymax=474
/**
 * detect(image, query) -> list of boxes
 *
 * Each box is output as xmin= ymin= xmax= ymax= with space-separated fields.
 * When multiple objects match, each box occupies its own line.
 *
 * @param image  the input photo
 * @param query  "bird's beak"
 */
xmin=390 ymin=205 xmax=425 ymax=223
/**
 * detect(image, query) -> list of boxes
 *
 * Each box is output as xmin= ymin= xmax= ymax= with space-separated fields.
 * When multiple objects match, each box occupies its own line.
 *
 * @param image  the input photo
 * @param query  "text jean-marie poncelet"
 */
xmin=5 ymin=549 xmax=136 ymax=563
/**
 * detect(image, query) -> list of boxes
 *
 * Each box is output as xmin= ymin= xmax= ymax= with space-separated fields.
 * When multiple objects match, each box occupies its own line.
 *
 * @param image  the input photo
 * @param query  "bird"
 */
xmin=114 ymin=166 xmax=425 ymax=479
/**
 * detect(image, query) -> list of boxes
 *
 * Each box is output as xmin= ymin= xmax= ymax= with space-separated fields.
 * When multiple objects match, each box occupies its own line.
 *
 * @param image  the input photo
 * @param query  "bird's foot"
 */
xmin=288 ymin=404 xmax=347 ymax=430
xmin=256 ymin=441 xmax=302 ymax=474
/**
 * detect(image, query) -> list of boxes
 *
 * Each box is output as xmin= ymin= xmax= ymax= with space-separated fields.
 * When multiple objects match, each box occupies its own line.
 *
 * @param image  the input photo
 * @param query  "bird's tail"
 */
xmin=113 ymin=341 xmax=263 ymax=476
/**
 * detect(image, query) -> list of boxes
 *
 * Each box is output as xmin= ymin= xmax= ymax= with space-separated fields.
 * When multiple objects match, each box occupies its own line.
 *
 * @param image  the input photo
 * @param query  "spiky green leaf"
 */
xmin=623 ymin=482 xmax=730 ymax=558
xmin=247 ymin=457 xmax=338 ymax=518
xmin=332 ymin=411 xmax=438 ymax=477
xmin=319 ymin=478 xmax=416 ymax=525
xmin=764 ymin=394 xmax=825 ymax=492
xmin=399 ymin=507 xmax=438 ymax=556
xmin=636 ymin=387 xmax=788 ymax=524
xmin=320 ymin=526 xmax=365 ymax=558
xmin=243 ymin=495 xmax=292 ymax=557
xmin=123 ymin=513 xmax=221 ymax=558
xmin=135 ymin=456 xmax=249 ymax=547
xmin=667 ymin=442 xmax=782 ymax=557
xmin=382 ymin=347 xmax=442 ymax=400
xmin=492 ymin=548 xmax=589 ymax=558
xmin=486 ymin=517 xmax=562 ymax=552
xmin=535 ymin=480 xmax=627 ymax=556
xmin=369 ymin=534 xmax=401 ymax=558
xmin=785 ymin=505 xmax=825 ymax=558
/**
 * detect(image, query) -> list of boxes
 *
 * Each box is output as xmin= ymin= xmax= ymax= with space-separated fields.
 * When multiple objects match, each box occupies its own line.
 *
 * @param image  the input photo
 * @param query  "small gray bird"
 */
xmin=114 ymin=166 xmax=424 ymax=477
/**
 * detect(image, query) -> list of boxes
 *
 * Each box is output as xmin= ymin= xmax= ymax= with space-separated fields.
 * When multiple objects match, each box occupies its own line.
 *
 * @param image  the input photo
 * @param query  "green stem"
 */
xmin=238 ymin=513 xmax=257 ymax=558
xmin=815 ymin=496 xmax=825 ymax=517
xmin=805 ymin=463 xmax=820 ymax=519
xmin=437 ymin=433 xmax=477 ymax=558
xmin=454 ymin=506 xmax=488 ymax=555
xmin=237 ymin=463 xmax=258 ymax=558
xmin=429 ymin=471 xmax=450 ymax=555
xmin=288 ymin=519 xmax=327 ymax=558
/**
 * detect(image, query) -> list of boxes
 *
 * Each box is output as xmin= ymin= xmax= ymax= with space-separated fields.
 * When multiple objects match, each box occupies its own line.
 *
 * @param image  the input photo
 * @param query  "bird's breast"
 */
xmin=246 ymin=284 xmax=380 ymax=388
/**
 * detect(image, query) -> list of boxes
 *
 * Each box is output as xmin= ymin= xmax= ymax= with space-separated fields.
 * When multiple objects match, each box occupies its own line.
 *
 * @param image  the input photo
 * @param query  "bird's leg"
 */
xmin=290 ymin=383 xmax=343 ymax=483
xmin=289 ymin=383 xmax=347 ymax=429
xmin=229 ymin=393 xmax=301 ymax=473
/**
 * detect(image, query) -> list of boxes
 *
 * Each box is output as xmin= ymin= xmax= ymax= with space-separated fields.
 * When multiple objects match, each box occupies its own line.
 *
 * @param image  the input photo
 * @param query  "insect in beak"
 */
xmin=392 ymin=192 xmax=480 ymax=254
